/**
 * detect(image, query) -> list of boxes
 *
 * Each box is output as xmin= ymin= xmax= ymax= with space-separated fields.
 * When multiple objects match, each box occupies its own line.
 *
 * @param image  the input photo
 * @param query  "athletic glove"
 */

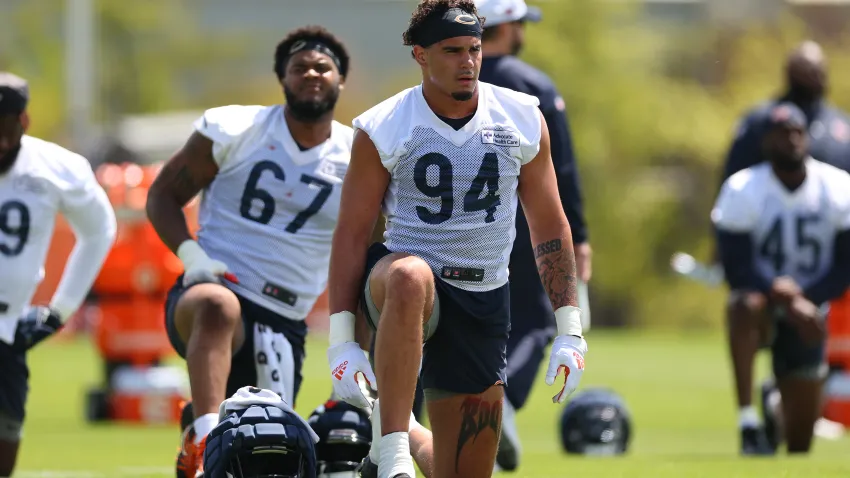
xmin=13 ymin=306 xmax=63 ymax=352
xmin=327 ymin=311 xmax=377 ymax=410
xmin=177 ymin=239 xmax=238 ymax=287
xmin=545 ymin=306 xmax=588 ymax=403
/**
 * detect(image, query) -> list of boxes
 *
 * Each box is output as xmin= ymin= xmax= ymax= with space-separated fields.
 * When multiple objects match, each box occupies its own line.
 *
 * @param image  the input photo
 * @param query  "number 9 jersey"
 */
xmin=194 ymin=105 xmax=352 ymax=320
xmin=353 ymin=82 xmax=542 ymax=292
xmin=712 ymin=159 xmax=850 ymax=289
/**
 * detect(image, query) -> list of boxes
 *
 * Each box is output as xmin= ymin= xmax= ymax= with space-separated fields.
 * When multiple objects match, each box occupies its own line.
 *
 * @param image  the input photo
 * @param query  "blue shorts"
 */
xmin=768 ymin=304 xmax=828 ymax=380
xmin=0 ymin=339 xmax=28 ymax=435
xmin=164 ymin=276 xmax=308 ymax=402
xmin=360 ymin=243 xmax=511 ymax=396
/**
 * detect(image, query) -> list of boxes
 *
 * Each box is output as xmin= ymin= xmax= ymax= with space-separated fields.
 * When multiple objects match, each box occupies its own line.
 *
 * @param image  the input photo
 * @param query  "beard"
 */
xmin=283 ymin=85 xmax=339 ymax=123
xmin=0 ymin=143 xmax=22 ymax=174
xmin=451 ymin=91 xmax=474 ymax=101
xmin=770 ymin=151 xmax=805 ymax=172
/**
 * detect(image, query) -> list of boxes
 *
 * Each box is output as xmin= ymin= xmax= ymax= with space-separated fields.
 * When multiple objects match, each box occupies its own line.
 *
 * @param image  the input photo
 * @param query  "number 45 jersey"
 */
xmin=194 ymin=105 xmax=352 ymax=320
xmin=712 ymin=158 xmax=850 ymax=289
xmin=353 ymin=82 xmax=542 ymax=292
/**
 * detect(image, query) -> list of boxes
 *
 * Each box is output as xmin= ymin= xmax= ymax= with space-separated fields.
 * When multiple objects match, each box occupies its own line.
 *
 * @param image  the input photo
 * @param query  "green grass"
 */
xmin=16 ymin=329 xmax=850 ymax=477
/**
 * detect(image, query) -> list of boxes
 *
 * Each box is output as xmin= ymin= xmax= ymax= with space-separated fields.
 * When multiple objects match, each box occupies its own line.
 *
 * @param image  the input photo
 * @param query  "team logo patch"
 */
xmin=481 ymin=128 xmax=519 ymax=147
xmin=333 ymin=361 xmax=348 ymax=380
xmin=454 ymin=14 xmax=477 ymax=25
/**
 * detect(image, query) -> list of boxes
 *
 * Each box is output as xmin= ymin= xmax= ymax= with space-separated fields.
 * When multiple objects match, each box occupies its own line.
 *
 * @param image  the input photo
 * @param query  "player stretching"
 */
xmin=325 ymin=2 xmax=588 ymax=477
xmin=0 ymin=72 xmax=117 ymax=477
xmin=713 ymin=102 xmax=850 ymax=455
xmin=146 ymin=27 xmax=353 ymax=477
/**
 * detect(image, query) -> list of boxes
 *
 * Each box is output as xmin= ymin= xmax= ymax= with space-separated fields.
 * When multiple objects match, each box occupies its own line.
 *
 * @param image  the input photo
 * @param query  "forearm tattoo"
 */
xmin=535 ymin=238 xmax=578 ymax=309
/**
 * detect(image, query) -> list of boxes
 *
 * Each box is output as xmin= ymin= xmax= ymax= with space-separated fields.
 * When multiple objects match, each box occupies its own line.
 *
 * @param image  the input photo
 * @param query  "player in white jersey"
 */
xmin=324 ymin=2 xmax=587 ymax=477
xmin=0 ymin=72 xmax=116 ymax=477
xmin=713 ymin=102 xmax=850 ymax=455
xmin=145 ymin=26 xmax=353 ymax=478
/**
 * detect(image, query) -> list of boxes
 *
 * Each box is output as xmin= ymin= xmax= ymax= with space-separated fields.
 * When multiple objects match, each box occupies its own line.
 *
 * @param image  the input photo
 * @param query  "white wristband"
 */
xmin=555 ymin=306 xmax=583 ymax=337
xmin=329 ymin=311 xmax=356 ymax=346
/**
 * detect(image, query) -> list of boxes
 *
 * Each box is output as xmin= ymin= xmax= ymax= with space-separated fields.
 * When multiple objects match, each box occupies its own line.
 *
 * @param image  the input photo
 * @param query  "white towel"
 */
xmin=252 ymin=322 xmax=295 ymax=404
xmin=218 ymin=385 xmax=320 ymax=444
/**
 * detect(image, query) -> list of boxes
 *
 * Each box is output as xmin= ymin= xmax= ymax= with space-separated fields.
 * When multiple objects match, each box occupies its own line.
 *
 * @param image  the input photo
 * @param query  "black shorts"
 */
xmin=768 ymin=304 xmax=828 ymax=380
xmin=0 ymin=339 xmax=28 ymax=437
xmin=164 ymin=276 xmax=308 ymax=403
xmin=360 ymin=243 xmax=511 ymax=396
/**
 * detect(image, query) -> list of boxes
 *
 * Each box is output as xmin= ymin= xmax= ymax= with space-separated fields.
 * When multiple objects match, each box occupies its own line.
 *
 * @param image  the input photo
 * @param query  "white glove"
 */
xmin=545 ymin=306 xmax=588 ymax=403
xmin=327 ymin=311 xmax=377 ymax=410
xmin=177 ymin=239 xmax=238 ymax=287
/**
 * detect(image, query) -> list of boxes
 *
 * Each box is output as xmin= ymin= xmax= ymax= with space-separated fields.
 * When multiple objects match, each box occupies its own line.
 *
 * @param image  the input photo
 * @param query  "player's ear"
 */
xmin=19 ymin=111 xmax=29 ymax=131
xmin=412 ymin=46 xmax=427 ymax=68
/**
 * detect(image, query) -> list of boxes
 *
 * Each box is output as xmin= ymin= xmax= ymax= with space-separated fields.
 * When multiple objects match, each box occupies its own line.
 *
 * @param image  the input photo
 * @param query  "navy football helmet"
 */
xmin=307 ymin=400 xmax=372 ymax=477
xmin=560 ymin=388 xmax=631 ymax=455
xmin=204 ymin=403 xmax=317 ymax=478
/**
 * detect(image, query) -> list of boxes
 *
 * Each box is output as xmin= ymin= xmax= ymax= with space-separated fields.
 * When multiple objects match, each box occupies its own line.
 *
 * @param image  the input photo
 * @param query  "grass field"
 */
xmin=15 ymin=329 xmax=850 ymax=477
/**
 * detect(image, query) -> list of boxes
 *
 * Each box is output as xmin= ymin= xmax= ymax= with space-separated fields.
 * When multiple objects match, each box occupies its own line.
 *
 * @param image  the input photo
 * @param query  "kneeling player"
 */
xmin=325 ymin=2 xmax=587 ymax=477
xmin=713 ymin=102 xmax=850 ymax=455
xmin=146 ymin=27 xmax=353 ymax=477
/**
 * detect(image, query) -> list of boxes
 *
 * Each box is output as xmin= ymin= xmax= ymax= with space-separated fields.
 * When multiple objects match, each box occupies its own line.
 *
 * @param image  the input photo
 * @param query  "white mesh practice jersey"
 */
xmin=0 ymin=136 xmax=113 ymax=344
xmin=712 ymin=159 xmax=850 ymax=288
xmin=353 ymin=82 xmax=542 ymax=292
xmin=195 ymin=105 xmax=352 ymax=320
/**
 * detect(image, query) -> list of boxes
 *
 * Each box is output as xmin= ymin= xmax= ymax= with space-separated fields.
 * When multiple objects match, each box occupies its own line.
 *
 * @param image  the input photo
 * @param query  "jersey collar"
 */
xmin=414 ymin=82 xmax=487 ymax=147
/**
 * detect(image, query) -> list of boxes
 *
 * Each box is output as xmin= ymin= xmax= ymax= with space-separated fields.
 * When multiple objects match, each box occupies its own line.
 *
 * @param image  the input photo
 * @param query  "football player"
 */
xmin=713 ymin=102 xmax=850 ymax=454
xmin=325 ymin=1 xmax=588 ymax=477
xmin=0 ymin=72 xmax=117 ymax=477
xmin=146 ymin=26 xmax=353 ymax=477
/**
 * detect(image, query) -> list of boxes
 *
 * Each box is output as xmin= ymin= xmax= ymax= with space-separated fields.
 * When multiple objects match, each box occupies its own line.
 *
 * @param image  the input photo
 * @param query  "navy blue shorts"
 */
xmin=164 ymin=276 xmax=308 ymax=403
xmin=360 ymin=243 xmax=511 ymax=396
xmin=768 ymin=304 xmax=828 ymax=380
xmin=0 ymin=340 xmax=28 ymax=428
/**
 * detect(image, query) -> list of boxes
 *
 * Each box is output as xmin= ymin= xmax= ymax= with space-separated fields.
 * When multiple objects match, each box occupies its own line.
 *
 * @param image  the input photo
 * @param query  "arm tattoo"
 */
xmin=535 ymin=238 xmax=578 ymax=309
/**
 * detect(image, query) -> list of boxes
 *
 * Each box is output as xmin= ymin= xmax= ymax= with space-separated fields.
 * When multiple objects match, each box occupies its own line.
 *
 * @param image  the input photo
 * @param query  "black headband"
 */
xmin=0 ymin=86 xmax=27 ymax=115
xmin=286 ymin=39 xmax=342 ymax=74
xmin=415 ymin=7 xmax=482 ymax=48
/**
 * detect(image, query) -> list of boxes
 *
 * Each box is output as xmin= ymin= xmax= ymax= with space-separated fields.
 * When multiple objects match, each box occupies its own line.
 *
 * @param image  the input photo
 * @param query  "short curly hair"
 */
xmin=274 ymin=26 xmax=350 ymax=79
xmin=402 ymin=0 xmax=483 ymax=47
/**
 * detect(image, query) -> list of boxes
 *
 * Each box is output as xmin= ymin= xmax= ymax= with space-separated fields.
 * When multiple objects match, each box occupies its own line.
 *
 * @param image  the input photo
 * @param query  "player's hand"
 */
xmin=327 ymin=341 xmax=377 ymax=410
xmin=545 ymin=335 xmax=587 ymax=403
xmin=13 ymin=306 xmax=63 ymax=352
xmin=770 ymin=276 xmax=802 ymax=305
xmin=787 ymin=295 xmax=825 ymax=345
xmin=177 ymin=239 xmax=238 ymax=287
xmin=575 ymin=242 xmax=592 ymax=283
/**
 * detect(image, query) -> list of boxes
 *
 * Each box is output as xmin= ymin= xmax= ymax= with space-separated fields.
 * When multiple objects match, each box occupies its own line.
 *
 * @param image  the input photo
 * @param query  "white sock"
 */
xmin=369 ymin=399 xmax=382 ymax=462
xmin=738 ymin=405 xmax=760 ymax=429
xmin=379 ymin=431 xmax=415 ymax=478
xmin=193 ymin=413 xmax=219 ymax=444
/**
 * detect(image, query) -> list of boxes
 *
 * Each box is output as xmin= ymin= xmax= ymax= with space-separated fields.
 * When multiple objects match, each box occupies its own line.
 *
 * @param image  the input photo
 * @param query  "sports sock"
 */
xmin=369 ymin=399 xmax=382 ymax=462
xmin=380 ymin=431 xmax=415 ymax=478
xmin=193 ymin=413 xmax=219 ymax=444
xmin=738 ymin=405 xmax=760 ymax=429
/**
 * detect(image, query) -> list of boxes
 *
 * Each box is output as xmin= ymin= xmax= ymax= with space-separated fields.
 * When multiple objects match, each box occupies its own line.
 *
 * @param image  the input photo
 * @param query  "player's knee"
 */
xmin=385 ymin=256 xmax=433 ymax=301
xmin=727 ymin=291 xmax=767 ymax=325
xmin=185 ymin=287 xmax=241 ymax=333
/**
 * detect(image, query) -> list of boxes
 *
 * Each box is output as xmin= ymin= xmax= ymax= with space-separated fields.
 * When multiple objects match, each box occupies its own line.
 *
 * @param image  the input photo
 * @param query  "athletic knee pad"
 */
xmin=204 ymin=403 xmax=317 ymax=478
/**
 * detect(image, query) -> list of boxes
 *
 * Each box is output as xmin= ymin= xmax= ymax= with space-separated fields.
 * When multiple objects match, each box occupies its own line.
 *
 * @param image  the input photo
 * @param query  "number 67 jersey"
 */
xmin=353 ymin=82 xmax=542 ymax=292
xmin=712 ymin=159 xmax=850 ymax=289
xmin=194 ymin=105 xmax=352 ymax=320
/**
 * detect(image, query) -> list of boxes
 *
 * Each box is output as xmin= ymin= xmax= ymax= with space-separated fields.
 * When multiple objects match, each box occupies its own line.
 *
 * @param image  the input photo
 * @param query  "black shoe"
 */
xmin=357 ymin=456 xmax=378 ymax=478
xmin=760 ymin=380 xmax=782 ymax=452
xmin=741 ymin=426 xmax=775 ymax=455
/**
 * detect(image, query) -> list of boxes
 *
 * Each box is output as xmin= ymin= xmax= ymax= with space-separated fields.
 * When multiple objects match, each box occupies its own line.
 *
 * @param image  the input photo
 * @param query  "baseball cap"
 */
xmin=767 ymin=102 xmax=807 ymax=130
xmin=0 ymin=72 xmax=29 ymax=115
xmin=475 ymin=0 xmax=542 ymax=28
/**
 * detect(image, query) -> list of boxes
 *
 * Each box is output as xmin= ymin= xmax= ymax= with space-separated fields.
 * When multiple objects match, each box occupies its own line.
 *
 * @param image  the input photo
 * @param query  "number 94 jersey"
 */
xmin=353 ymin=82 xmax=542 ymax=292
xmin=712 ymin=159 xmax=850 ymax=288
xmin=194 ymin=105 xmax=352 ymax=320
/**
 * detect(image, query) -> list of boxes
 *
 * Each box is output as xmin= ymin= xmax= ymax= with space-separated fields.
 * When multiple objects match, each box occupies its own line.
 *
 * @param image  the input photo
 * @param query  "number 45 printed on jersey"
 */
xmin=239 ymin=160 xmax=332 ymax=233
xmin=414 ymin=152 xmax=500 ymax=225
